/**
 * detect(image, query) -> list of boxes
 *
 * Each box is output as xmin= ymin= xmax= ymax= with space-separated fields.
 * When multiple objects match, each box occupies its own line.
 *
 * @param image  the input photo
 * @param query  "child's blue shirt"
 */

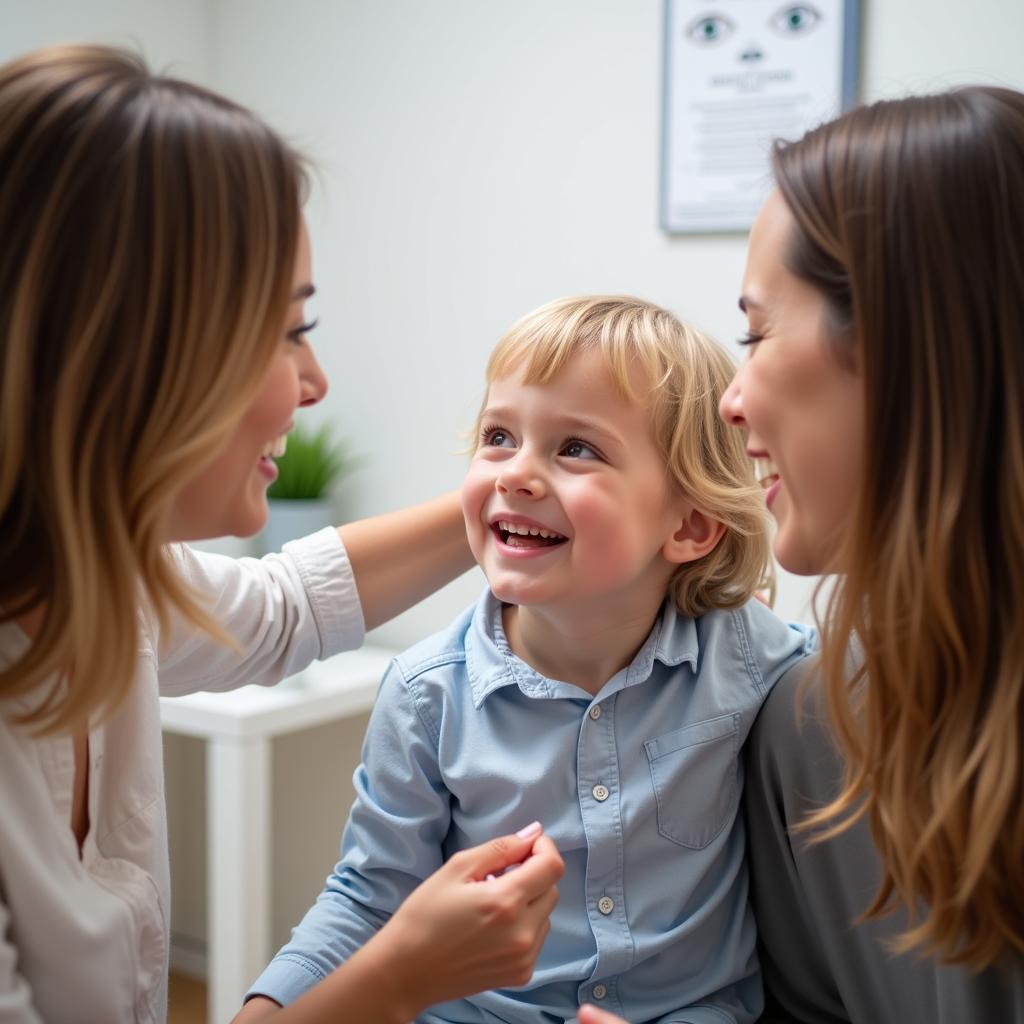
xmin=248 ymin=590 xmax=814 ymax=1024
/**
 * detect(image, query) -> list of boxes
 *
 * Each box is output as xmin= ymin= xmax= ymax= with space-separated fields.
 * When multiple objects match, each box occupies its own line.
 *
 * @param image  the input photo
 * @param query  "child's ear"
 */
xmin=662 ymin=506 xmax=726 ymax=565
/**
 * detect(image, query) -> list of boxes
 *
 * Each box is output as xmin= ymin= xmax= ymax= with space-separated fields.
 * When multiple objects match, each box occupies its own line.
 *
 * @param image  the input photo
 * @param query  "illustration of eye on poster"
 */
xmin=661 ymin=0 xmax=860 ymax=233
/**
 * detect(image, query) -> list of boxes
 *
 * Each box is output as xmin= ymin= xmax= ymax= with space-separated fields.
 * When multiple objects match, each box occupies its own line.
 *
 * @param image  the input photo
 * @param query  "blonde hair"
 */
xmin=0 ymin=46 xmax=306 ymax=734
xmin=775 ymin=88 xmax=1024 ymax=967
xmin=474 ymin=295 xmax=772 ymax=616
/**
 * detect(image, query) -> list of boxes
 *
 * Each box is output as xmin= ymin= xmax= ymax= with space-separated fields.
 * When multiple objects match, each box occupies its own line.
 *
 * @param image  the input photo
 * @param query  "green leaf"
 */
xmin=266 ymin=422 xmax=358 ymax=500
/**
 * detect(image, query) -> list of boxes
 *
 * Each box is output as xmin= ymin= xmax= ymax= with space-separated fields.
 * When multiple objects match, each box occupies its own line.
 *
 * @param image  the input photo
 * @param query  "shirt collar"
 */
xmin=463 ymin=589 xmax=700 ymax=709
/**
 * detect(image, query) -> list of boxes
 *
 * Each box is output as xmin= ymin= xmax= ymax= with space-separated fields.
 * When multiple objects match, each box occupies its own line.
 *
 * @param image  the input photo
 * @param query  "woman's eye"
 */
xmin=686 ymin=13 xmax=735 ymax=45
xmin=769 ymin=4 xmax=822 ymax=35
xmin=287 ymin=317 xmax=319 ymax=345
xmin=737 ymin=331 xmax=764 ymax=347
xmin=561 ymin=440 xmax=600 ymax=460
xmin=482 ymin=427 xmax=516 ymax=449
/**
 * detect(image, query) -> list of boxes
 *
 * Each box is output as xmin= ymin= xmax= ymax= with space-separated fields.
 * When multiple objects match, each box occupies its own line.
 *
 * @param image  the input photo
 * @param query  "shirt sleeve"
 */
xmin=736 ymin=600 xmax=817 ymax=699
xmin=0 ymin=898 xmax=44 ymax=1024
xmin=245 ymin=659 xmax=450 ymax=1006
xmin=156 ymin=527 xmax=365 ymax=696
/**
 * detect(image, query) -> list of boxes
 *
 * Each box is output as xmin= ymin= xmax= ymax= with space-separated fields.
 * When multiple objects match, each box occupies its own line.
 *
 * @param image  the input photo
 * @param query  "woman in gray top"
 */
xmin=580 ymin=87 xmax=1024 ymax=1023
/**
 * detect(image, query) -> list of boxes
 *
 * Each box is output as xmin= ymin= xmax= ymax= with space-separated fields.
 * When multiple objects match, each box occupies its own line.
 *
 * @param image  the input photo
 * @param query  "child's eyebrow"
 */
xmin=556 ymin=414 xmax=625 ymax=450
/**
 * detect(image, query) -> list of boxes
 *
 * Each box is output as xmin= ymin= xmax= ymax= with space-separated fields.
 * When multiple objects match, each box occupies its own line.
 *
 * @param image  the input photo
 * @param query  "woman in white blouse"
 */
xmin=0 ymin=45 xmax=562 ymax=1023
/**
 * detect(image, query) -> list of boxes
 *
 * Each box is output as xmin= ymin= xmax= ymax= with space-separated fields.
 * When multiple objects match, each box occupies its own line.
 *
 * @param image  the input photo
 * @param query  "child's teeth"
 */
xmin=497 ymin=520 xmax=562 ymax=539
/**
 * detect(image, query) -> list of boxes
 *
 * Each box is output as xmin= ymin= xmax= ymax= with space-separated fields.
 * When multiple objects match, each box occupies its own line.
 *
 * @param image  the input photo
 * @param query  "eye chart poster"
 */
xmin=661 ymin=0 xmax=860 ymax=233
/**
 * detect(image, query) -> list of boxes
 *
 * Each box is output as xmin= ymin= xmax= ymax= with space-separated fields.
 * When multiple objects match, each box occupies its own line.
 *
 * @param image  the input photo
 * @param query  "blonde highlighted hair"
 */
xmin=775 ymin=87 xmax=1024 ymax=967
xmin=0 ymin=46 xmax=306 ymax=734
xmin=474 ymin=295 xmax=772 ymax=617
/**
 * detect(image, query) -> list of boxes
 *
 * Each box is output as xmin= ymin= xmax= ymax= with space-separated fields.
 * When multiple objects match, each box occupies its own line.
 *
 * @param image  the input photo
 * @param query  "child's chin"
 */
xmin=489 ymin=579 xmax=549 ymax=608
xmin=486 ymin=578 xmax=526 ymax=605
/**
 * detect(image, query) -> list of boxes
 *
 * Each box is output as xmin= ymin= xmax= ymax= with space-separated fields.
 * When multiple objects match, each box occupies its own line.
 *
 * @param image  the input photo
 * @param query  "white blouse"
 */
xmin=0 ymin=529 xmax=364 ymax=1023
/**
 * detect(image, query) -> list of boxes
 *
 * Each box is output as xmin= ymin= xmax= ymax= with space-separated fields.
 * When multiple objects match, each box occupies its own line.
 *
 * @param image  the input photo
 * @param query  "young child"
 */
xmin=247 ymin=296 xmax=814 ymax=1023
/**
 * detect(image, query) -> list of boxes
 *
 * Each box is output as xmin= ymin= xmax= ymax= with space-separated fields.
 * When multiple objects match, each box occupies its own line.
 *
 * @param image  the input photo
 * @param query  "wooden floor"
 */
xmin=168 ymin=972 xmax=207 ymax=1024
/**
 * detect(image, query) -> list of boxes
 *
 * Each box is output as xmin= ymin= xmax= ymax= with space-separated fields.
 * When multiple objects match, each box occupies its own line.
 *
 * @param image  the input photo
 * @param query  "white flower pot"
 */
xmin=259 ymin=498 xmax=335 ymax=555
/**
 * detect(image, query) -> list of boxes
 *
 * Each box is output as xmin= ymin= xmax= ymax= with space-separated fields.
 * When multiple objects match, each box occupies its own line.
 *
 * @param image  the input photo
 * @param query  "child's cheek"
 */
xmin=564 ymin=487 xmax=631 ymax=577
xmin=460 ymin=460 xmax=495 ymax=557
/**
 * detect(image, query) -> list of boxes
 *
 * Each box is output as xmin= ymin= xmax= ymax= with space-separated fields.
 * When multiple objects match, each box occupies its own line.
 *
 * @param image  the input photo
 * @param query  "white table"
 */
xmin=159 ymin=645 xmax=395 ymax=1024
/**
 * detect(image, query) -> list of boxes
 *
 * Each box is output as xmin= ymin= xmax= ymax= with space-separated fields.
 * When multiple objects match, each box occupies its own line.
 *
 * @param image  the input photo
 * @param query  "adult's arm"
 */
xmin=742 ymin=659 xmax=847 ymax=1023
xmin=159 ymin=492 xmax=471 ymax=695
xmin=233 ymin=829 xmax=563 ymax=1024
xmin=338 ymin=490 xmax=475 ymax=631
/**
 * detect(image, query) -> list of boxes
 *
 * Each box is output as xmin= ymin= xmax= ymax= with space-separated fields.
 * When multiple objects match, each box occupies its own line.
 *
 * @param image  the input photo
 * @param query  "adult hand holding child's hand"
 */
xmin=379 ymin=822 xmax=563 ymax=1015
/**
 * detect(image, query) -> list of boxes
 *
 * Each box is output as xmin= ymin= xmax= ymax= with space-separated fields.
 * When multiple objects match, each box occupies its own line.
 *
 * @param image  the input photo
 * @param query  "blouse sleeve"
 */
xmin=156 ymin=527 xmax=365 ymax=697
xmin=0 ymin=897 xmax=44 ymax=1024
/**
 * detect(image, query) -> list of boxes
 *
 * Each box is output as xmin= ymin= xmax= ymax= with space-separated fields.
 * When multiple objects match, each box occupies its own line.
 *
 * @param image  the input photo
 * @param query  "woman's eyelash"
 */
xmin=737 ymin=331 xmax=763 ymax=346
xmin=288 ymin=317 xmax=320 ymax=341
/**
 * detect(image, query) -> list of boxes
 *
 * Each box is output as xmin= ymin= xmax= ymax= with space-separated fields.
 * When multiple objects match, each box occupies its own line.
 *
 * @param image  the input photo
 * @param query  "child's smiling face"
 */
xmin=462 ymin=348 xmax=688 ymax=614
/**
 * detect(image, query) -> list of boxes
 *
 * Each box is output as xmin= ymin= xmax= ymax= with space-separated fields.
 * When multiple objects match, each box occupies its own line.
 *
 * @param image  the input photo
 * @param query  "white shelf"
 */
xmin=159 ymin=645 xmax=395 ymax=740
xmin=159 ymin=643 xmax=396 ymax=1023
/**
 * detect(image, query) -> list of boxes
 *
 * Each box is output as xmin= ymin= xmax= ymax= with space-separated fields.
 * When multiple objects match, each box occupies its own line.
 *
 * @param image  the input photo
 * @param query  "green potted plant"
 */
xmin=259 ymin=422 xmax=356 ymax=554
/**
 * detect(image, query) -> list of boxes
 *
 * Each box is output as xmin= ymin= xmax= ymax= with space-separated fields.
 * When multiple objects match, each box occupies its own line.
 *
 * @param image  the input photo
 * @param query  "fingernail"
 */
xmin=516 ymin=821 xmax=541 ymax=839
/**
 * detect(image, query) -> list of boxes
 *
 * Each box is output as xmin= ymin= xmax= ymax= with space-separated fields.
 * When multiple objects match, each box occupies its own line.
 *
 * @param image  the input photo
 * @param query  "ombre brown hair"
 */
xmin=474 ymin=295 xmax=773 ymax=616
xmin=0 ymin=46 xmax=306 ymax=734
xmin=774 ymin=87 xmax=1024 ymax=967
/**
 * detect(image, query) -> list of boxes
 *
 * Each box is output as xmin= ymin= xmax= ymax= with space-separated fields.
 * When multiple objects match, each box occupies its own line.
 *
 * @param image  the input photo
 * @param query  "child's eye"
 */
xmin=287 ymin=317 xmax=319 ymax=345
xmin=481 ymin=425 xmax=516 ymax=449
xmin=560 ymin=439 xmax=600 ymax=460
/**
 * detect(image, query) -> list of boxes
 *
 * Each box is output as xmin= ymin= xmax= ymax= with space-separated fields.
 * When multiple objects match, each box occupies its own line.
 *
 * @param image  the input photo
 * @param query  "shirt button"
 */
xmin=598 ymin=895 xmax=614 ymax=915
xmin=592 ymin=784 xmax=609 ymax=802
xmin=589 ymin=705 xmax=602 ymax=720
xmin=593 ymin=984 xmax=608 ymax=1000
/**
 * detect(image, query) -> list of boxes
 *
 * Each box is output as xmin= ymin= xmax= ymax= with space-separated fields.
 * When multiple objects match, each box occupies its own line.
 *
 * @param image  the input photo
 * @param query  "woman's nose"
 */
xmin=297 ymin=343 xmax=328 ymax=407
xmin=718 ymin=375 xmax=746 ymax=427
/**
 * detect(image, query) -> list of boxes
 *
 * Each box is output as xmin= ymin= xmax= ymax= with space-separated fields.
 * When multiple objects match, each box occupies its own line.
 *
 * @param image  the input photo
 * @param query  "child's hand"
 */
xmin=577 ymin=1005 xmax=631 ymax=1024
xmin=379 ymin=822 xmax=564 ymax=1015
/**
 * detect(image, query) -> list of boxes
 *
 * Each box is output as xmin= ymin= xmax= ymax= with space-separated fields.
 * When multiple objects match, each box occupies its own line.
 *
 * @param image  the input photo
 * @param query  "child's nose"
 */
xmin=495 ymin=453 xmax=545 ymax=498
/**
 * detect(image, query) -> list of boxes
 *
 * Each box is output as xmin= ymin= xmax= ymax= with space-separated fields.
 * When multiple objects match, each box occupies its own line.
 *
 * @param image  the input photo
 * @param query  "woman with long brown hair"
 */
xmin=0 ymin=45 xmax=562 ymax=1022
xmin=578 ymin=87 xmax=1024 ymax=1022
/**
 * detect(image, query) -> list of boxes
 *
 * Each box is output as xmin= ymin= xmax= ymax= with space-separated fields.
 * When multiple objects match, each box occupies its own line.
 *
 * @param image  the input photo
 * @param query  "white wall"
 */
xmin=0 ymin=0 xmax=214 ymax=81
xmin=6 ymin=0 xmax=1024 ymax=980
xmin=208 ymin=0 xmax=1024 ymax=640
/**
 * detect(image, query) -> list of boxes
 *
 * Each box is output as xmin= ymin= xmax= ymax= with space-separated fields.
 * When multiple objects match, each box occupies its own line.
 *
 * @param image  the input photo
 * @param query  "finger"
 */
xmin=527 ymin=880 xmax=560 ymax=919
xmin=452 ymin=822 xmax=544 ymax=880
xmin=498 ymin=835 xmax=564 ymax=899
xmin=577 ymin=1005 xmax=630 ymax=1024
xmin=520 ymin=891 xmax=557 ymax=952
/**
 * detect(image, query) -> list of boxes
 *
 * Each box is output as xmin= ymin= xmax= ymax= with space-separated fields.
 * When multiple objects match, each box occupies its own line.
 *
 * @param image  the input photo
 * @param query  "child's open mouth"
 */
xmin=492 ymin=520 xmax=568 ymax=550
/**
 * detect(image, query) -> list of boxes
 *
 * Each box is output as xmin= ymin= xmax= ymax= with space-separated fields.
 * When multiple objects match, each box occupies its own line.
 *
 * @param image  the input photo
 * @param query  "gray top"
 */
xmin=744 ymin=660 xmax=1024 ymax=1023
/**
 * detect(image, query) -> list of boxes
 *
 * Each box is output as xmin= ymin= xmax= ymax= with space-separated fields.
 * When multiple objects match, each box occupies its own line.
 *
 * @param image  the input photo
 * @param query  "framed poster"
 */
xmin=660 ymin=0 xmax=860 ymax=233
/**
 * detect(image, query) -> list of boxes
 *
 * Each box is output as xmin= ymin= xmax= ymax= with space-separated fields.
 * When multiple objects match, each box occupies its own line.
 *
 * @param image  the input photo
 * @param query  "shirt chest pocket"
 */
xmin=644 ymin=712 xmax=741 ymax=850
